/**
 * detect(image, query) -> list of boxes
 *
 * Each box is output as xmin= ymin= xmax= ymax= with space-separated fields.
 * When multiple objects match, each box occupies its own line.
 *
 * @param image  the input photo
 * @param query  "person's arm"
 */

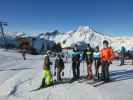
xmin=108 ymin=48 xmax=114 ymax=64
xmin=91 ymin=50 xmax=94 ymax=58
xmin=49 ymin=61 xmax=52 ymax=65
xmin=110 ymin=48 xmax=114 ymax=60
xmin=100 ymin=50 xmax=104 ymax=62
xmin=54 ymin=59 xmax=57 ymax=69
xmin=61 ymin=59 xmax=65 ymax=69
xmin=82 ymin=50 xmax=86 ymax=60
xmin=43 ymin=56 xmax=48 ymax=70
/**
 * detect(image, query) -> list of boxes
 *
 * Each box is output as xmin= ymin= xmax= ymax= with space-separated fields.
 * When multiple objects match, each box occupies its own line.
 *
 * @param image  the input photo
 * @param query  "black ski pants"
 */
xmin=72 ymin=61 xmax=80 ymax=80
xmin=101 ymin=61 xmax=110 ymax=82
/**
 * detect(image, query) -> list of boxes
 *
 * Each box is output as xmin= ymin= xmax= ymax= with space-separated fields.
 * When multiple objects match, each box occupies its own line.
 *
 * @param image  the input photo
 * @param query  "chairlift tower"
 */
xmin=0 ymin=21 xmax=8 ymax=49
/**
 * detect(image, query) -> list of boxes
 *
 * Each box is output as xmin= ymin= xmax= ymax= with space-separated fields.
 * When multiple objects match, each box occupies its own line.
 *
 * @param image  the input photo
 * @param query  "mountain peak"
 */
xmin=75 ymin=25 xmax=93 ymax=33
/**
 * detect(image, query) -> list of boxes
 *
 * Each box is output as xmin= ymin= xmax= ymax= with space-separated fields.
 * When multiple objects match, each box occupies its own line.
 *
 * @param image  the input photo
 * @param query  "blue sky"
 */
xmin=0 ymin=0 xmax=133 ymax=36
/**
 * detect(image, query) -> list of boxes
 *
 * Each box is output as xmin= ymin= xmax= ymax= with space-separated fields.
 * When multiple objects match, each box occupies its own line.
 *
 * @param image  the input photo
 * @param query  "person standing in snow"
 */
xmin=120 ymin=46 xmax=126 ymax=66
xmin=130 ymin=49 xmax=133 ymax=65
xmin=71 ymin=44 xmax=81 ymax=81
xmin=54 ymin=54 xmax=65 ymax=81
xmin=21 ymin=42 xmax=28 ymax=60
xmin=128 ymin=49 xmax=133 ymax=65
xmin=40 ymin=51 xmax=53 ymax=88
xmin=93 ymin=46 xmax=101 ymax=80
xmin=22 ymin=48 xmax=26 ymax=60
xmin=83 ymin=44 xmax=94 ymax=80
xmin=101 ymin=40 xmax=113 ymax=82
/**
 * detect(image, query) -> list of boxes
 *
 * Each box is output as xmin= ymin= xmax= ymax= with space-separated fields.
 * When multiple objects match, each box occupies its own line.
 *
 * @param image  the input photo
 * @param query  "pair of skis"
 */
xmin=87 ymin=79 xmax=114 ymax=87
xmin=30 ymin=79 xmax=67 ymax=92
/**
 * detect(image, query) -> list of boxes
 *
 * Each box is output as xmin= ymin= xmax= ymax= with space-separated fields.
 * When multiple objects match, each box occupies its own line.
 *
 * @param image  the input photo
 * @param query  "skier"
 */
xmin=93 ymin=46 xmax=101 ymax=80
xmin=21 ymin=42 xmax=28 ymax=60
xmin=128 ymin=49 xmax=133 ymax=65
xmin=55 ymin=54 xmax=65 ymax=81
xmin=83 ymin=44 xmax=94 ymax=80
xmin=120 ymin=46 xmax=126 ymax=66
xmin=131 ymin=49 xmax=133 ymax=65
xmin=101 ymin=40 xmax=113 ymax=82
xmin=71 ymin=44 xmax=81 ymax=81
xmin=40 ymin=51 xmax=53 ymax=88
xmin=22 ymin=48 xmax=26 ymax=60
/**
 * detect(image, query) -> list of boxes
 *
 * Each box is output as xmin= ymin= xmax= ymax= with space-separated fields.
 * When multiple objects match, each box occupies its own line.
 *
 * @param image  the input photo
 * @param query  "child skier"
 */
xmin=93 ymin=46 xmax=101 ymax=80
xmin=83 ymin=44 xmax=94 ymax=80
xmin=55 ymin=54 xmax=65 ymax=81
xmin=40 ymin=51 xmax=53 ymax=88
xmin=101 ymin=40 xmax=113 ymax=82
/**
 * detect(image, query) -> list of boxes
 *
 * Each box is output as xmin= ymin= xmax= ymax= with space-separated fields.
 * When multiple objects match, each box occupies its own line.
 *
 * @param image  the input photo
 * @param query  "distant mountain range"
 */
xmin=44 ymin=26 xmax=133 ymax=50
xmin=1 ymin=26 xmax=133 ymax=50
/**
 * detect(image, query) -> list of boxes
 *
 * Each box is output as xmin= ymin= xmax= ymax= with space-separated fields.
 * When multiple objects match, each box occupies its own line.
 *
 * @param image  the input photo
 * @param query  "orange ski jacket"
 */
xmin=101 ymin=47 xmax=114 ymax=62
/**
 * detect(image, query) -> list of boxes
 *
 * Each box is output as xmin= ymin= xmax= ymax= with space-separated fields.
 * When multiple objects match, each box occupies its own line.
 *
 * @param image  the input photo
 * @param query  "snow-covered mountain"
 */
xmin=1 ymin=26 xmax=133 ymax=50
xmin=45 ymin=26 xmax=133 ymax=50
xmin=44 ymin=26 xmax=133 ymax=50
xmin=45 ymin=26 xmax=110 ymax=48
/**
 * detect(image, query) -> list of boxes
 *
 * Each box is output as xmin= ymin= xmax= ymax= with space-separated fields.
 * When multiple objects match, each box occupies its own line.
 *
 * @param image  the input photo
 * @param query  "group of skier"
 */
xmin=40 ymin=51 xmax=65 ymax=88
xmin=71 ymin=40 xmax=113 ymax=82
xmin=40 ymin=40 xmax=114 ymax=88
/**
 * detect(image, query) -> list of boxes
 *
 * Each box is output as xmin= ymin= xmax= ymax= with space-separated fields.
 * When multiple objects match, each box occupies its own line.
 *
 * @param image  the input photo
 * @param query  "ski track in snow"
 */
xmin=0 ymin=49 xmax=133 ymax=100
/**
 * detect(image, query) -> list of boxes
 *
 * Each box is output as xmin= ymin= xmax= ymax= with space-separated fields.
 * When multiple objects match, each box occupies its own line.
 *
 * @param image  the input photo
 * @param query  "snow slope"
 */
xmin=0 ymin=49 xmax=133 ymax=100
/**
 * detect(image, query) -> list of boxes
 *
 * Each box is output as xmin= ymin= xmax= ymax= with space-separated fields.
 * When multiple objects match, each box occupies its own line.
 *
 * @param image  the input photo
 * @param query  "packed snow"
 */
xmin=0 ymin=49 xmax=133 ymax=100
